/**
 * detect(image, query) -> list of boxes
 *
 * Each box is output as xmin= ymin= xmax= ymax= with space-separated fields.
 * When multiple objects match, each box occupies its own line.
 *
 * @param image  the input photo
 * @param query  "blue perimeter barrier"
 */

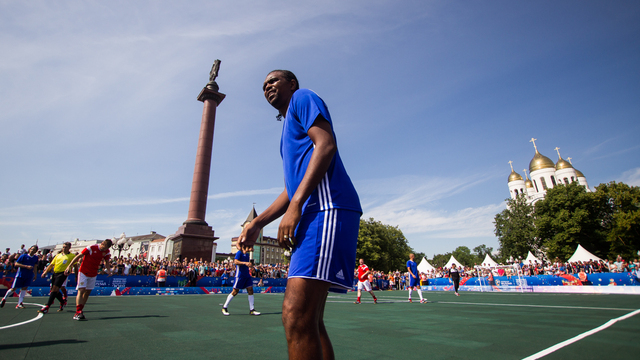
xmin=1 ymin=273 xmax=638 ymax=297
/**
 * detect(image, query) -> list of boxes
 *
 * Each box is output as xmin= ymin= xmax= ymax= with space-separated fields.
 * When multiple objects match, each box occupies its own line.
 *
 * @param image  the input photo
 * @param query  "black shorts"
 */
xmin=51 ymin=272 xmax=68 ymax=288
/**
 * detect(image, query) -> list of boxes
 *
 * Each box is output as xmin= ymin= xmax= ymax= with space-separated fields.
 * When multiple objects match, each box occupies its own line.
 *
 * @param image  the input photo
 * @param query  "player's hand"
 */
xmin=278 ymin=205 xmax=301 ymax=250
xmin=237 ymin=220 xmax=261 ymax=252
xmin=41 ymin=272 xmax=47 ymax=278
xmin=64 ymin=268 xmax=70 ymax=276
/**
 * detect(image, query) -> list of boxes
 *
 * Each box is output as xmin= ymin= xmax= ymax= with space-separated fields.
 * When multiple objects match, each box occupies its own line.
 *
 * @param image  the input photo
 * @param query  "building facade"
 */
xmin=230 ymin=206 xmax=286 ymax=265
xmin=507 ymin=138 xmax=590 ymax=204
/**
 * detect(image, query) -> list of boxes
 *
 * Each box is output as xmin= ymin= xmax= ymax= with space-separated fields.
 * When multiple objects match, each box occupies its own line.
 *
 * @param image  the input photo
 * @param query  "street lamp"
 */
xmin=112 ymin=232 xmax=133 ymax=258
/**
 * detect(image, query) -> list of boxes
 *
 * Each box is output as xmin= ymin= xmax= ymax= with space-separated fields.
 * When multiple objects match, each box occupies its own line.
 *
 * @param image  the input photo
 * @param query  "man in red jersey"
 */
xmin=64 ymin=239 xmax=113 ymax=320
xmin=354 ymin=259 xmax=377 ymax=304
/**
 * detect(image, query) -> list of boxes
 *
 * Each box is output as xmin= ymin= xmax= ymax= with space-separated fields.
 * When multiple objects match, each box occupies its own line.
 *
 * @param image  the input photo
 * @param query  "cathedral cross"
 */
xmin=530 ymin=138 xmax=538 ymax=153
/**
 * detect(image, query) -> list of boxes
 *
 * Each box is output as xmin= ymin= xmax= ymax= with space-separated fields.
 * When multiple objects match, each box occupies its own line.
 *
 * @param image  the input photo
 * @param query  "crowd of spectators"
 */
xmin=3 ymin=244 xmax=638 ymax=287
xmin=352 ymin=256 xmax=640 ymax=291
xmin=1 ymin=245 xmax=290 ymax=281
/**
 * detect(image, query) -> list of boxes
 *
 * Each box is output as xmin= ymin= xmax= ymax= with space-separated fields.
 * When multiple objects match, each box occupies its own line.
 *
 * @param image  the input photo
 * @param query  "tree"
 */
xmin=356 ymin=218 xmax=414 ymax=272
xmin=430 ymin=253 xmax=450 ymax=268
xmin=595 ymin=181 xmax=640 ymax=259
xmin=473 ymin=244 xmax=493 ymax=261
xmin=494 ymin=194 xmax=539 ymax=260
xmin=535 ymin=182 xmax=608 ymax=261
xmin=451 ymin=246 xmax=476 ymax=266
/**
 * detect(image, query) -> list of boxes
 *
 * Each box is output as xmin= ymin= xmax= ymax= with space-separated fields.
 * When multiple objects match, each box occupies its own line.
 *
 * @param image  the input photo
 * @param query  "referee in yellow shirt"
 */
xmin=38 ymin=242 xmax=77 ymax=314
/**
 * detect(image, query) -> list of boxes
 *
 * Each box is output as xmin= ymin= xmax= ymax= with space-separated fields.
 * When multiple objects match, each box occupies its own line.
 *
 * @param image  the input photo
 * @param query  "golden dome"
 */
xmin=508 ymin=170 xmax=523 ymax=183
xmin=529 ymin=151 xmax=556 ymax=172
xmin=525 ymin=179 xmax=533 ymax=188
xmin=556 ymin=157 xmax=573 ymax=170
xmin=575 ymin=168 xmax=585 ymax=177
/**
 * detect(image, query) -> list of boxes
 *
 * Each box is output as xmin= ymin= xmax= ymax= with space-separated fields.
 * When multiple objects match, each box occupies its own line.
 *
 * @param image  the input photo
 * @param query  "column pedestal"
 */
xmin=171 ymin=223 xmax=219 ymax=262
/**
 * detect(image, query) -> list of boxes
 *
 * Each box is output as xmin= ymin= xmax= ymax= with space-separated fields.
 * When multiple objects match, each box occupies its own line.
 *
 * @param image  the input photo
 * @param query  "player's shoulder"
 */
xmin=294 ymin=88 xmax=319 ymax=99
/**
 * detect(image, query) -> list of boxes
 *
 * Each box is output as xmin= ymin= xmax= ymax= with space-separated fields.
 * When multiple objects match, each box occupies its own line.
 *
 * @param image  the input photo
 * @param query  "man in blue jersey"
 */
xmin=221 ymin=249 xmax=260 ymax=316
xmin=237 ymin=70 xmax=362 ymax=360
xmin=1 ymin=245 xmax=39 ymax=309
xmin=407 ymin=254 xmax=426 ymax=303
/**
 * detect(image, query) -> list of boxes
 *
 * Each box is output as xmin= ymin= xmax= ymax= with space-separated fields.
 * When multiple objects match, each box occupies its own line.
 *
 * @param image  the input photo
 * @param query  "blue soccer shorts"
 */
xmin=409 ymin=276 xmax=420 ymax=288
xmin=12 ymin=276 xmax=33 ymax=289
xmin=289 ymin=209 xmax=361 ymax=293
xmin=233 ymin=275 xmax=253 ymax=290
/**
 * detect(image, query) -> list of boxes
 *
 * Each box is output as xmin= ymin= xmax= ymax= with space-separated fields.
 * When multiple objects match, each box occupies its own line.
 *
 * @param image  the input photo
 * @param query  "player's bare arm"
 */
xmin=104 ymin=259 xmax=113 ymax=276
xmin=408 ymin=266 xmax=416 ymax=279
xmin=278 ymin=115 xmax=336 ymax=248
xmin=238 ymin=189 xmax=290 ymax=252
xmin=65 ymin=253 xmax=84 ymax=275
xmin=42 ymin=262 xmax=54 ymax=277
xmin=233 ymin=258 xmax=252 ymax=267
xmin=15 ymin=261 xmax=33 ymax=270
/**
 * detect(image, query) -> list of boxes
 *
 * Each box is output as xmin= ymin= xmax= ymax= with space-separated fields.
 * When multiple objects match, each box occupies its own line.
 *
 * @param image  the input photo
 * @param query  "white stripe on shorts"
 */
xmin=316 ymin=208 xmax=337 ymax=280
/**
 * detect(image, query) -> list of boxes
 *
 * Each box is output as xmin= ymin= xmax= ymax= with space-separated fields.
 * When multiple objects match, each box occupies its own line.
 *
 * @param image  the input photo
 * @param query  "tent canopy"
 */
xmin=417 ymin=257 xmax=435 ymax=273
xmin=568 ymin=244 xmax=602 ymax=263
xmin=481 ymin=254 xmax=498 ymax=267
xmin=444 ymin=255 xmax=463 ymax=269
xmin=523 ymin=251 xmax=540 ymax=264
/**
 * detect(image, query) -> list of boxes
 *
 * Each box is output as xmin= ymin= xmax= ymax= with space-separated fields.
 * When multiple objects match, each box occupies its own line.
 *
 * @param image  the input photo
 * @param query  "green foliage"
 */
xmin=494 ymin=194 xmax=539 ymax=260
xmin=430 ymin=253 xmax=450 ymax=268
xmin=473 ymin=244 xmax=493 ymax=260
xmin=534 ymin=182 xmax=608 ymax=261
xmin=450 ymin=246 xmax=475 ymax=266
xmin=356 ymin=218 xmax=414 ymax=272
xmin=595 ymin=181 xmax=640 ymax=260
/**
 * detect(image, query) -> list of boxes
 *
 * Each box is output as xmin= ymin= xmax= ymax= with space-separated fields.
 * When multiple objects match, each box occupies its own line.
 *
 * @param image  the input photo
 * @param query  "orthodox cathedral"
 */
xmin=507 ymin=138 xmax=590 ymax=204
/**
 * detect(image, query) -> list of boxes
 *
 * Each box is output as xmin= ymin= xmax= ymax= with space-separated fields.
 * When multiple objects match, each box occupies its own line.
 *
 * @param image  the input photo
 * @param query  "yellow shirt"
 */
xmin=52 ymin=252 xmax=76 ymax=273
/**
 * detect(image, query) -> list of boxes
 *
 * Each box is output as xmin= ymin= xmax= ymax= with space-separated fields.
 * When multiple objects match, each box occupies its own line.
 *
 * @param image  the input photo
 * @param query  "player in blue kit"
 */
xmin=221 ymin=249 xmax=260 ymax=316
xmin=406 ymin=253 xmax=426 ymax=303
xmin=1 ymin=245 xmax=39 ymax=309
xmin=237 ymin=70 xmax=362 ymax=360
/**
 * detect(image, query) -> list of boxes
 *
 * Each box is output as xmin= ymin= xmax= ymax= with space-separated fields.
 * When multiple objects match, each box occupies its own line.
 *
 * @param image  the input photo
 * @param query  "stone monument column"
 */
xmin=171 ymin=60 xmax=224 ymax=262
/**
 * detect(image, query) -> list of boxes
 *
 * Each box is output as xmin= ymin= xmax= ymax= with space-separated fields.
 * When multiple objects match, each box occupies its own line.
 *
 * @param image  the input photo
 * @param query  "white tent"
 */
xmin=444 ymin=255 xmax=463 ymax=269
xmin=417 ymin=257 xmax=435 ymax=273
xmin=522 ymin=251 xmax=540 ymax=264
xmin=481 ymin=254 xmax=498 ymax=267
xmin=568 ymin=244 xmax=602 ymax=263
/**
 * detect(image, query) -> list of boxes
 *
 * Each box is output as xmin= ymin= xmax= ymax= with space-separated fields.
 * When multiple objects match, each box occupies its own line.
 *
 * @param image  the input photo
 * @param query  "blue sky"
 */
xmin=1 ymin=1 xmax=639 ymax=258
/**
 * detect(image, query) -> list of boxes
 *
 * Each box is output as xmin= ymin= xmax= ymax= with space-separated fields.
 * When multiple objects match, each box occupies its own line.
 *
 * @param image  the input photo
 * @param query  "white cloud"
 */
xmin=361 ymin=174 xmax=505 ymax=243
xmin=0 ymin=187 xmax=282 ymax=215
xmin=619 ymin=167 xmax=640 ymax=187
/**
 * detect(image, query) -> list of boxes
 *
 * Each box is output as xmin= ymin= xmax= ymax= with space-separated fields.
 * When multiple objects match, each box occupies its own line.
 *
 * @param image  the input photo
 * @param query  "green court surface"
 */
xmin=1 ymin=291 xmax=639 ymax=359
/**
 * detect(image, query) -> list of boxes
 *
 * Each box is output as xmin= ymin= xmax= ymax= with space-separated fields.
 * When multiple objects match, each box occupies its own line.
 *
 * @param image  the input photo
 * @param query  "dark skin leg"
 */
xmin=282 ymin=278 xmax=333 ymax=360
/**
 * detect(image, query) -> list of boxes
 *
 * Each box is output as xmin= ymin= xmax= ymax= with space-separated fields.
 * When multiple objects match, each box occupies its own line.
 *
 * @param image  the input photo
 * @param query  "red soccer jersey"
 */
xmin=79 ymin=244 xmax=111 ymax=277
xmin=357 ymin=264 xmax=369 ymax=282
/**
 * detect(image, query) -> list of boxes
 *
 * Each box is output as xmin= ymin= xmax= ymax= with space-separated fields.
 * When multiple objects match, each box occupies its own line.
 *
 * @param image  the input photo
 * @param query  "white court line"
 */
xmin=522 ymin=308 xmax=640 ymax=360
xmin=436 ymin=301 xmax=636 ymax=312
xmin=0 ymin=302 xmax=45 ymax=330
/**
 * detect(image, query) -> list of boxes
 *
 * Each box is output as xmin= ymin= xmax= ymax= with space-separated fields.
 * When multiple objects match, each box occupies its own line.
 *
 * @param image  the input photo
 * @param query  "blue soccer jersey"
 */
xmin=407 ymin=260 xmax=419 ymax=287
xmin=15 ymin=253 xmax=39 ymax=280
xmin=235 ymin=250 xmax=251 ymax=278
xmin=281 ymin=89 xmax=362 ymax=215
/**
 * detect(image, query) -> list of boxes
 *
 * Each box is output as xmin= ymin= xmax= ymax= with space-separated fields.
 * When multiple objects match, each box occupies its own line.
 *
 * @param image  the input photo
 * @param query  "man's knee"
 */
xmin=282 ymin=299 xmax=315 ymax=335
